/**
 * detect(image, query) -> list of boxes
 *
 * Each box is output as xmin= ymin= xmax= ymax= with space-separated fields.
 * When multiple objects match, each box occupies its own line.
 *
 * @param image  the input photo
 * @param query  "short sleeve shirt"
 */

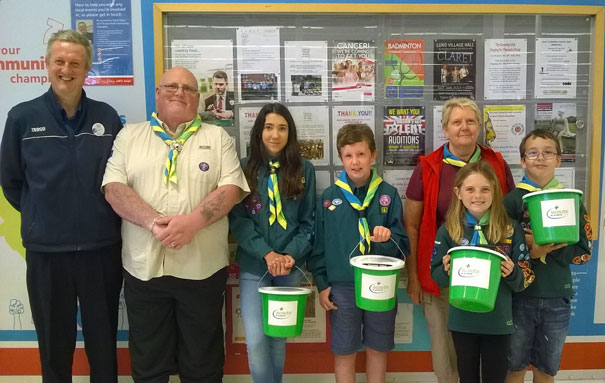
xmin=406 ymin=162 xmax=459 ymax=228
xmin=102 ymin=117 xmax=249 ymax=281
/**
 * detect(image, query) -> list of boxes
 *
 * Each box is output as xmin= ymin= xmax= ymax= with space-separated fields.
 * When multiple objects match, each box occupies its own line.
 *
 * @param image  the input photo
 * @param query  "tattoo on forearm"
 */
xmin=200 ymin=190 xmax=225 ymax=221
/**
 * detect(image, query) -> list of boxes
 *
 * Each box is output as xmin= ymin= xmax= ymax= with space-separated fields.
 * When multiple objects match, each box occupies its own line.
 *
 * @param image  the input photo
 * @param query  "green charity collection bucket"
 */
xmin=521 ymin=188 xmax=583 ymax=245
xmin=349 ymin=255 xmax=405 ymax=312
xmin=258 ymin=286 xmax=311 ymax=337
xmin=448 ymin=246 xmax=506 ymax=313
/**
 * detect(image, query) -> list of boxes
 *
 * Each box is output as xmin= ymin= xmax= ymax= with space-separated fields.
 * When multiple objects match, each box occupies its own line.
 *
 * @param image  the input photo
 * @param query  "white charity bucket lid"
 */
xmin=349 ymin=255 xmax=405 ymax=271
xmin=448 ymin=246 xmax=507 ymax=261
xmin=522 ymin=188 xmax=583 ymax=200
xmin=258 ymin=286 xmax=312 ymax=295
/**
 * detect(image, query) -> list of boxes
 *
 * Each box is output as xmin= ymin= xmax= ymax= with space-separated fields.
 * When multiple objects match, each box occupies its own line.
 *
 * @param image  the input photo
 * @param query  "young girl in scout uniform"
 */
xmin=307 ymin=123 xmax=409 ymax=383
xmin=229 ymin=103 xmax=316 ymax=383
xmin=430 ymin=161 xmax=534 ymax=383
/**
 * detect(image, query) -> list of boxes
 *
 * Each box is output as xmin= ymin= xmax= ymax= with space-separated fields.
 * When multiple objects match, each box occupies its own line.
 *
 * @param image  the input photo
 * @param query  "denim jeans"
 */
xmin=328 ymin=282 xmax=397 ymax=355
xmin=508 ymin=296 xmax=571 ymax=376
xmin=239 ymin=270 xmax=304 ymax=383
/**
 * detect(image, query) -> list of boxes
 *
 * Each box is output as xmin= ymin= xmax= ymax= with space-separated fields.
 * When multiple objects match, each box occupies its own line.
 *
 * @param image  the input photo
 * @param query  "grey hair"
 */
xmin=45 ymin=30 xmax=92 ymax=69
xmin=442 ymin=97 xmax=482 ymax=128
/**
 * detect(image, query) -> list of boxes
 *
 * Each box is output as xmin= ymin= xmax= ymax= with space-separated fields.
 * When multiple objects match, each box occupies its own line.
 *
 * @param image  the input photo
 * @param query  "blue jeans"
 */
xmin=508 ymin=296 xmax=571 ymax=376
xmin=239 ymin=270 xmax=304 ymax=383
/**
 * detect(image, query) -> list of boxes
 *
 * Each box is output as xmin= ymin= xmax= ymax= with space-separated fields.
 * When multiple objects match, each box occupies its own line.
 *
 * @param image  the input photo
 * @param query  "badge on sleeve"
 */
xmin=506 ymin=225 xmax=514 ymax=238
xmin=379 ymin=194 xmax=391 ymax=206
xmin=244 ymin=194 xmax=263 ymax=215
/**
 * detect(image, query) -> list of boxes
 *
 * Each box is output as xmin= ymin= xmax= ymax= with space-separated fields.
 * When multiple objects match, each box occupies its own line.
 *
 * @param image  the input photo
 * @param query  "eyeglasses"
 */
xmin=524 ymin=150 xmax=558 ymax=160
xmin=159 ymin=83 xmax=198 ymax=95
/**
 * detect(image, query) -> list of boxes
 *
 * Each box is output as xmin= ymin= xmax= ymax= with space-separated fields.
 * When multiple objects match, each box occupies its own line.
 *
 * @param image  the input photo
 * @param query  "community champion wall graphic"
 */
xmin=0 ymin=190 xmax=33 ymax=335
xmin=0 ymin=18 xmax=64 ymax=87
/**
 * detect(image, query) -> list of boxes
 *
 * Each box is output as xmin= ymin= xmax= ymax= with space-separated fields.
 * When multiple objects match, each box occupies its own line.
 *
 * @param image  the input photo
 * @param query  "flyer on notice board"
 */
xmin=383 ymin=106 xmax=426 ymax=166
xmin=71 ymin=0 xmax=134 ymax=85
xmin=171 ymin=39 xmax=235 ymax=128
xmin=433 ymin=39 xmax=475 ymax=100
xmin=384 ymin=39 xmax=425 ymax=99
xmin=535 ymin=102 xmax=578 ymax=162
xmin=331 ymin=106 xmax=375 ymax=165
xmin=332 ymin=40 xmax=375 ymax=102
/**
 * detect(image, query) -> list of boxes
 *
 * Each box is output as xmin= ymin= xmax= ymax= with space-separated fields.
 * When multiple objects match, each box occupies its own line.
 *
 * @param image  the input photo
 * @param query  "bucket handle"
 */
xmin=257 ymin=264 xmax=313 ymax=291
xmin=347 ymin=237 xmax=407 ymax=263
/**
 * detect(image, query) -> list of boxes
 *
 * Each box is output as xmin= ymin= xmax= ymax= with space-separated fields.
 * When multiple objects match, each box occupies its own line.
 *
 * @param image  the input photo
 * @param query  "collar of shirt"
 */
xmin=49 ymin=89 xmax=84 ymax=131
xmin=153 ymin=114 xmax=198 ymax=138
xmin=346 ymin=174 xmax=369 ymax=200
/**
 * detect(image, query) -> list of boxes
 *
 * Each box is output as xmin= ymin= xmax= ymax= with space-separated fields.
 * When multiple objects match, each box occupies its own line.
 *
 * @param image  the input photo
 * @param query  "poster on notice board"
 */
xmin=71 ymin=0 xmax=134 ymax=85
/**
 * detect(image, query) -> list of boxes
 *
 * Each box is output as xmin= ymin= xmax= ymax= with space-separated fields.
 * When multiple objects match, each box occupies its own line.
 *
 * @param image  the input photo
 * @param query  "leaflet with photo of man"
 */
xmin=170 ymin=39 xmax=235 ymax=127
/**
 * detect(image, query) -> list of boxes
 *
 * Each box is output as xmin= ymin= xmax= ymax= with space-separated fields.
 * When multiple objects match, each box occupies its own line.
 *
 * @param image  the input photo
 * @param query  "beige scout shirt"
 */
xmin=102 ymin=117 xmax=249 ymax=281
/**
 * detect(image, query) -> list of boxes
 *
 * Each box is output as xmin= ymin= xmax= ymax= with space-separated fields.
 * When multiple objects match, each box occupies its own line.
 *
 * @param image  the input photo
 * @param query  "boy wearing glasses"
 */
xmin=504 ymin=129 xmax=592 ymax=383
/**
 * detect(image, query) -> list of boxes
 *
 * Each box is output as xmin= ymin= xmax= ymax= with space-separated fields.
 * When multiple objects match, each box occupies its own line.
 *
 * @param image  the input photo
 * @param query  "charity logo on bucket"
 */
xmin=361 ymin=274 xmax=396 ymax=300
xmin=541 ymin=199 xmax=576 ymax=227
xmin=268 ymin=300 xmax=298 ymax=326
xmin=457 ymin=264 xmax=481 ymax=278
xmin=451 ymin=257 xmax=490 ymax=289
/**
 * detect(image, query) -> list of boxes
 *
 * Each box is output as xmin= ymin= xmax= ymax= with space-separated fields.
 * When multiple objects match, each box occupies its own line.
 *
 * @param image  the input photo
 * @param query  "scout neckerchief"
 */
xmin=442 ymin=144 xmax=481 ymax=167
xmin=516 ymin=175 xmax=563 ymax=192
xmin=517 ymin=175 xmax=563 ymax=264
xmin=335 ymin=168 xmax=382 ymax=254
xmin=268 ymin=160 xmax=287 ymax=230
xmin=151 ymin=112 xmax=201 ymax=184
xmin=465 ymin=210 xmax=490 ymax=245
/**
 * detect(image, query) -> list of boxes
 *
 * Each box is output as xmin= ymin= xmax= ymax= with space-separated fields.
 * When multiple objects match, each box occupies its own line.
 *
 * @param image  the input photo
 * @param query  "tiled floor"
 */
xmin=1 ymin=372 xmax=604 ymax=382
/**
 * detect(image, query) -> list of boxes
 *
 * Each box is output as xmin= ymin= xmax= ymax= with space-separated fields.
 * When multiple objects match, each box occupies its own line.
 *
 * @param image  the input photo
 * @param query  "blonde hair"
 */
xmin=445 ymin=161 xmax=510 ymax=244
xmin=442 ymin=97 xmax=481 ymax=128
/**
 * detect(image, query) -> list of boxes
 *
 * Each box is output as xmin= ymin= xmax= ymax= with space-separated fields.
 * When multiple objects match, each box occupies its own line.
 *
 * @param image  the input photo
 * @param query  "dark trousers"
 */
xmin=124 ymin=267 xmax=227 ymax=383
xmin=451 ymin=330 xmax=510 ymax=383
xmin=26 ymin=244 xmax=123 ymax=383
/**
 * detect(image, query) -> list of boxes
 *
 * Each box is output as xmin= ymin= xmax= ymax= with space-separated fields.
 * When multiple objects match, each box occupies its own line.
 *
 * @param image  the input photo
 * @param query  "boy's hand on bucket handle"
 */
xmin=370 ymin=226 xmax=391 ymax=243
xmin=442 ymin=254 xmax=451 ymax=276
xmin=500 ymin=256 xmax=514 ymax=277
xmin=524 ymin=228 xmax=567 ymax=263
xmin=319 ymin=287 xmax=338 ymax=311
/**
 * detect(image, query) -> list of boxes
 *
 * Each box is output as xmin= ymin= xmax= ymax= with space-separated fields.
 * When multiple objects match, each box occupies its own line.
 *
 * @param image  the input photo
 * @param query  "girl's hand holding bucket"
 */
xmin=264 ymin=251 xmax=295 ymax=276
xmin=500 ymin=256 xmax=514 ymax=277
xmin=268 ymin=257 xmax=294 ymax=276
xmin=442 ymin=254 xmax=451 ymax=276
